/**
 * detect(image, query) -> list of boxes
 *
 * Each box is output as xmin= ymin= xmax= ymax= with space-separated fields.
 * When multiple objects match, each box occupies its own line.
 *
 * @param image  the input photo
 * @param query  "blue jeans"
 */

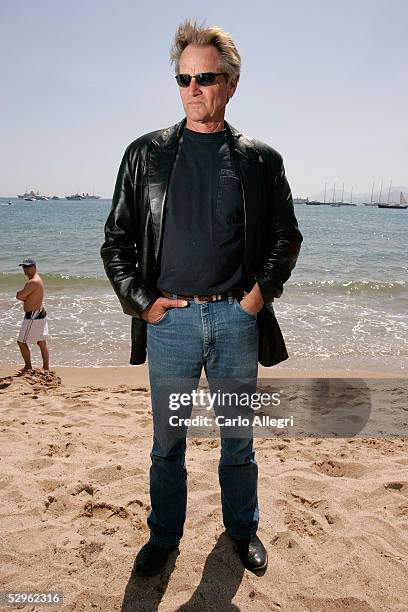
xmin=146 ymin=292 xmax=259 ymax=548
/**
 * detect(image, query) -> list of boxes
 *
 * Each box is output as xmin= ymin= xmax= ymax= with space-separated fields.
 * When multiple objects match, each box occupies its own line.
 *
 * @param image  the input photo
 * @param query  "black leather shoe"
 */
xmin=233 ymin=535 xmax=268 ymax=572
xmin=133 ymin=541 xmax=178 ymax=576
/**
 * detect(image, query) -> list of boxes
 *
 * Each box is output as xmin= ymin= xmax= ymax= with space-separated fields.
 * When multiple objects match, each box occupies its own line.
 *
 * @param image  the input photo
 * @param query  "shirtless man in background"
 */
xmin=16 ymin=257 xmax=49 ymax=373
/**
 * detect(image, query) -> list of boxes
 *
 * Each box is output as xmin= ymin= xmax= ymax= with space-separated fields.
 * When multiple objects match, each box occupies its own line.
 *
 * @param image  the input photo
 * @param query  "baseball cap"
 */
xmin=18 ymin=257 xmax=37 ymax=267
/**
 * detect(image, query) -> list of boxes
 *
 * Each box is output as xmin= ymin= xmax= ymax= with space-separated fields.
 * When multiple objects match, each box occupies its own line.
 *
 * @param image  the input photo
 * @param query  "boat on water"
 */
xmin=363 ymin=181 xmax=378 ymax=205
xmin=82 ymin=192 xmax=101 ymax=200
xmin=293 ymin=198 xmax=309 ymax=204
xmin=66 ymin=192 xmax=100 ymax=200
xmin=66 ymin=193 xmax=86 ymax=200
xmin=51 ymin=196 xmax=60 ymax=200
xmin=378 ymin=191 xmax=407 ymax=209
xmin=306 ymin=182 xmax=344 ymax=206
xmin=307 ymin=182 xmax=328 ymax=205
xmin=331 ymin=183 xmax=356 ymax=206
xmin=18 ymin=190 xmax=48 ymax=200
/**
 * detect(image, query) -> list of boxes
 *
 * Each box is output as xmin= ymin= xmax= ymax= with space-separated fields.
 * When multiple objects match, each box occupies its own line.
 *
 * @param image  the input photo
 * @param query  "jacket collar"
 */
xmin=148 ymin=117 xmax=262 ymax=264
xmin=151 ymin=117 xmax=260 ymax=160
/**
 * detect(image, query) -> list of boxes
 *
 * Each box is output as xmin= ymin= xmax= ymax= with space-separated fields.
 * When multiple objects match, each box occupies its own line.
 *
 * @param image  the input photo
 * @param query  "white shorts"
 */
xmin=18 ymin=310 xmax=49 ymax=345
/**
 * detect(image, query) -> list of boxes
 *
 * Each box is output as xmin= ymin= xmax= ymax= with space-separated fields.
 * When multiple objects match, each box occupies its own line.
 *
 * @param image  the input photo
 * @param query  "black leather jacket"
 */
xmin=100 ymin=118 xmax=303 ymax=366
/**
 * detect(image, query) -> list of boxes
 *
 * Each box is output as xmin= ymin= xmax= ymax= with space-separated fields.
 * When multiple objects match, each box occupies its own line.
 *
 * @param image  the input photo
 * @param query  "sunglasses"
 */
xmin=175 ymin=72 xmax=228 ymax=87
xmin=22 ymin=265 xmax=34 ymax=269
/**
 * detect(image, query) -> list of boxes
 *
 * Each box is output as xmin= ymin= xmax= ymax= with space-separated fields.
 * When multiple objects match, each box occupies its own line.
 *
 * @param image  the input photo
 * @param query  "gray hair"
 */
xmin=170 ymin=19 xmax=241 ymax=82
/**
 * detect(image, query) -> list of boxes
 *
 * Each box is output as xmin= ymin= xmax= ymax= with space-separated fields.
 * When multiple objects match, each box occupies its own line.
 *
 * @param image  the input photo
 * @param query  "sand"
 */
xmin=0 ymin=366 xmax=407 ymax=611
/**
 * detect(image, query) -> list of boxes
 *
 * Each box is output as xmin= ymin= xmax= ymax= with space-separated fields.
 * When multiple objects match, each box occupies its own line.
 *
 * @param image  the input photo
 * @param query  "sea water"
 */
xmin=0 ymin=199 xmax=406 ymax=371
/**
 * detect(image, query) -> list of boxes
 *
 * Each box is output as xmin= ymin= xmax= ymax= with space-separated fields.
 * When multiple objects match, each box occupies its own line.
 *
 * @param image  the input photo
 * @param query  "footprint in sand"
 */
xmin=80 ymin=500 xmax=145 ymax=531
xmin=44 ymin=494 xmax=77 ymax=517
xmin=271 ymin=531 xmax=302 ymax=551
xmin=270 ymin=531 xmax=326 ymax=572
xmin=40 ymin=441 xmax=75 ymax=457
xmin=384 ymin=481 xmax=407 ymax=493
xmin=284 ymin=507 xmax=327 ymax=538
xmin=82 ymin=500 xmax=130 ymax=519
xmin=102 ymin=526 xmax=119 ymax=535
xmin=126 ymin=498 xmax=149 ymax=510
xmin=290 ymin=492 xmax=322 ymax=509
xmin=397 ymin=504 xmax=408 ymax=518
xmin=288 ymin=492 xmax=341 ymax=527
xmin=70 ymin=481 xmax=97 ymax=496
xmin=0 ymin=376 xmax=13 ymax=390
xmin=313 ymin=459 xmax=366 ymax=478
xmin=77 ymin=540 xmax=105 ymax=567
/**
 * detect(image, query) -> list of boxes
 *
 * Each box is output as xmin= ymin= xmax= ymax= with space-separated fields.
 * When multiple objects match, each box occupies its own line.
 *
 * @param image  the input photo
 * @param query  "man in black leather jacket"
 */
xmin=101 ymin=20 xmax=302 ymax=576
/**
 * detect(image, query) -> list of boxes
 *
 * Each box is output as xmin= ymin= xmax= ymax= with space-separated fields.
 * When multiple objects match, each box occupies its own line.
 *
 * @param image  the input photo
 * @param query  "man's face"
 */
xmin=177 ymin=44 xmax=237 ymax=127
xmin=22 ymin=265 xmax=35 ymax=277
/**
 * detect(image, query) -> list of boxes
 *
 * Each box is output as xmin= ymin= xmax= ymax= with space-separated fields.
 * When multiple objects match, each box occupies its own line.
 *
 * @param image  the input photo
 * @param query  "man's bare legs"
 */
xmin=16 ymin=340 xmax=32 ymax=374
xmin=37 ymin=340 xmax=49 ymax=370
xmin=16 ymin=340 xmax=49 ymax=373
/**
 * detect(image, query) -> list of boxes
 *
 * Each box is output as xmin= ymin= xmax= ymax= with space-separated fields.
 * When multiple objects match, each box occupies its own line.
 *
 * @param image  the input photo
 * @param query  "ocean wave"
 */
xmin=1 ymin=273 xmax=406 ymax=297
xmin=0 ymin=272 xmax=109 ymax=290
xmin=289 ymin=280 xmax=407 ymax=297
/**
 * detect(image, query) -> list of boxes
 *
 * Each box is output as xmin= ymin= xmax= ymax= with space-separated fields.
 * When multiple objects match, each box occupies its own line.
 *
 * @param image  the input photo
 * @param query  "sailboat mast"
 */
xmin=378 ymin=181 xmax=383 ymax=203
xmin=370 ymin=181 xmax=374 ymax=203
xmin=350 ymin=186 xmax=353 ymax=204
xmin=341 ymin=182 xmax=344 ymax=204
xmin=332 ymin=181 xmax=336 ymax=204
xmin=324 ymin=182 xmax=327 ymax=204
xmin=387 ymin=180 xmax=392 ymax=204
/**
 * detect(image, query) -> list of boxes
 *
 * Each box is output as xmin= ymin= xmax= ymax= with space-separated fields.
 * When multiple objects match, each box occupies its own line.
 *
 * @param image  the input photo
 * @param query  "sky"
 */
xmin=1 ymin=0 xmax=407 ymax=199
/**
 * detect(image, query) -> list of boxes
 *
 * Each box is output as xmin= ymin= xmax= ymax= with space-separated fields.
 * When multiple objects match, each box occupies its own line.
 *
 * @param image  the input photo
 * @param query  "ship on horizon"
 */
xmin=66 ymin=193 xmax=85 ymax=200
xmin=307 ymin=182 xmax=356 ymax=206
xmin=363 ymin=181 xmax=382 ymax=206
xmin=378 ymin=190 xmax=407 ymax=210
xmin=293 ymin=197 xmax=309 ymax=204
xmin=17 ymin=190 xmax=48 ymax=201
xmin=66 ymin=192 xmax=101 ymax=200
xmin=83 ymin=192 xmax=101 ymax=200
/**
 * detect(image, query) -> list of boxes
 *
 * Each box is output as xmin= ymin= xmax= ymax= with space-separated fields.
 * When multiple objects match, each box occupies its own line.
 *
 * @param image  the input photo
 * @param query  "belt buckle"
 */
xmin=193 ymin=295 xmax=209 ymax=304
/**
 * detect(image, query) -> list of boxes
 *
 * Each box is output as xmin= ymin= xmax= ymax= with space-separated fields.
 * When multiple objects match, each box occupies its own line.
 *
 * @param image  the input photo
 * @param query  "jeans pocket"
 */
xmin=148 ymin=308 xmax=171 ymax=326
xmin=234 ymin=298 xmax=257 ymax=319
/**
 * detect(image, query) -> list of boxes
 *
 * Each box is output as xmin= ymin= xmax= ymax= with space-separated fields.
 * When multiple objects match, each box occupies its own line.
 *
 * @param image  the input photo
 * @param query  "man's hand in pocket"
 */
xmin=141 ymin=297 xmax=189 ymax=324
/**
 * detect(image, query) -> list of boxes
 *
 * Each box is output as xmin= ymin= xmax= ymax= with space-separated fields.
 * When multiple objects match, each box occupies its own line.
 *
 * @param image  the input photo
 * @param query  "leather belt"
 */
xmin=160 ymin=288 xmax=245 ymax=304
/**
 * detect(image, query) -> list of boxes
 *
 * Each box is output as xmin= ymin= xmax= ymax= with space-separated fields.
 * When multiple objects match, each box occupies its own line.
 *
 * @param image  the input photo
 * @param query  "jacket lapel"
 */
xmin=147 ymin=119 xmax=185 ymax=259
xmin=225 ymin=122 xmax=263 ymax=273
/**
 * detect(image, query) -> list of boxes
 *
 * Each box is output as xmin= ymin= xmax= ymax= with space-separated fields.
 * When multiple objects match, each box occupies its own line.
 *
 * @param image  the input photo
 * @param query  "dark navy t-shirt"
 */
xmin=156 ymin=127 xmax=245 ymax=294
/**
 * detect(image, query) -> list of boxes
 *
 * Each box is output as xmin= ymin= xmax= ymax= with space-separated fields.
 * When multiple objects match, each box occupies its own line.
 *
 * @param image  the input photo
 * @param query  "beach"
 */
xmin=2 ymin=2 xmax=407 ymax=609
xmin=0 ymin=365 xmax=407 ymax=611
xmin=1 ymin=199 xmax=408 ymax=609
